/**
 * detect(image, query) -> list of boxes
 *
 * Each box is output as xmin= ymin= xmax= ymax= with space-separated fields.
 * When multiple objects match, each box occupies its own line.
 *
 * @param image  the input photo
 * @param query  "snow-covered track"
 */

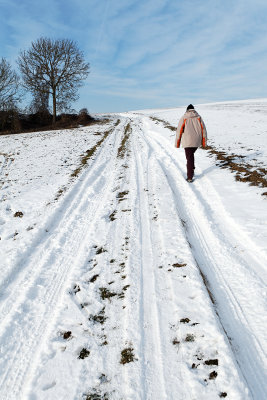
xmin=132 ymin=133 xmax=168 ymax=399
xmin=0 ymin=120 xmax=128 ymax=399
xmin=0 ymin=107 xmax=266 ymax=399
xmin=139 ymin=117 xmax=267 ymax=399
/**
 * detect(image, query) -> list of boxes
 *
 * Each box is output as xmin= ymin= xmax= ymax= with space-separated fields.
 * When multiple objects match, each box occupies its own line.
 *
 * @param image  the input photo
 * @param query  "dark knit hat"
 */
xmin=186 ymin=104 xmax=194 ymax=110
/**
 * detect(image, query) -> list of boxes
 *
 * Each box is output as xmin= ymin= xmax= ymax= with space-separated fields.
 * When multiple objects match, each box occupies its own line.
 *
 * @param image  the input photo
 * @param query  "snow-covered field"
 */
xmin=0 ymin=99 xmax=266 ymax=400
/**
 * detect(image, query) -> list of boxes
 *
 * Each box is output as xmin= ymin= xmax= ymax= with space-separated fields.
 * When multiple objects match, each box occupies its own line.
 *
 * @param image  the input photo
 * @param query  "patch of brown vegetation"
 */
xmin=209 ymin=371 xmax=218 ymax=380
xmin=95 ymin=246 xmax=107 ymax=255
xmin=180 ymin=318 xmax=190 ymax=323
xmin=204 ymin=359 xmax=218 ymax=366
xmin=117 ymin=191 xmax=129 ymax=202
xmin=72 ymin=284 xmax=81 ymax=294
xmin=184 ymin=334 xmax=195 ymax=342
xmin=173 ymin=263 xmax=187 ymax=268
xmin=78 ymin=348 xmax=90 ymax=359
xmin=51 ymin=120 xmax=121 ymax=202
xmin=205 ymin=145 xmax=267 ymax=191
xmin=61 ymin=331 xmax=72 ymax=340
xmin=89 ymin=274 xmax=99 ymax=283
xmin=54 ymin=187 xmax=67 ymax=201
xmin=118 ymin=284 xmax=130 ymax=299
xmin=117 ymin=123 xmax=131 ymax=158
xmin=13 ymin=211 xmax=23 ymax=217
xmin=85 ymin=390 xmax=109 ymax=400
xmin=152 ymin=117 xmax=267 ymax=194
xmin=89 ymin=307 xmax=107 ymax=324
xmin=120 ymin=347 xmax=137 ymax=364
xmin=71 ymin=124 xmax=116 ymax=178
xmin=99 ymin=287 xmax=117 ymax=301
xmin=150 ymin=116 xmax=176 ymax=131
xmin=109 ymin=210 xmax=117 ymax=221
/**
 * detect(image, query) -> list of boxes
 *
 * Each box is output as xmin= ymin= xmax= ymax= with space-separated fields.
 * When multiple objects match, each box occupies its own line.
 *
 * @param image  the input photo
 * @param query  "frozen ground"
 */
xmin=0 ymin=99 xmax=266 ymax=400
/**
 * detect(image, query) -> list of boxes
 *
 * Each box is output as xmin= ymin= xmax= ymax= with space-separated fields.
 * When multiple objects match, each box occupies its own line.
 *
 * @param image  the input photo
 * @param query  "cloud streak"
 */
xmin=0 ymin=0 xmax=267 ymax=112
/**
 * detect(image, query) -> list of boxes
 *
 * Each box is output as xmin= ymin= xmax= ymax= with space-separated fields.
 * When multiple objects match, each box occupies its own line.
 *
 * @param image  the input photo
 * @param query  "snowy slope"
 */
xmin=0 ymin=100 xmax=266 ymax=400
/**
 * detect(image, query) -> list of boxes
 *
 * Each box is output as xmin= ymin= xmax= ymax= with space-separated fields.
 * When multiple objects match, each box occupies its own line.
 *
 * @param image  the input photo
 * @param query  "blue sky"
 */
xmin=1 ymin=0 xmax=267 ymax=113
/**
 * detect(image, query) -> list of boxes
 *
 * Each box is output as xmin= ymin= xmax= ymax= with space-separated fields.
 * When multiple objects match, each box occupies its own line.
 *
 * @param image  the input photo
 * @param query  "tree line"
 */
xmin=0 ymin=37 xmax=90 ymax=133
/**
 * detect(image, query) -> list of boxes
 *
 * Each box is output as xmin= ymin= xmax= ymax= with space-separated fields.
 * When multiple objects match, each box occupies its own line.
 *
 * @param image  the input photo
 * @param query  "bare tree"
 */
xmin=18 ymin=37 xmax=90 ymax=124
xmin=30 ymin=86 xmax=50 ymax=114
xmin=0 ymin=58 xmax=20 ymax=110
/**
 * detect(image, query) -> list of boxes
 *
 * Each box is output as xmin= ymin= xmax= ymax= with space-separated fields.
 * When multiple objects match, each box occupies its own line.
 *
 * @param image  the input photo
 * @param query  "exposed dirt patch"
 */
xmin=172 ymin=338 xmax=180 ymax=346
xmin=118 ymin=284 xmax=130 ymax=299
xmin=150 ymin=116 xmax=176 ymax=132
xmin=99 ymin=287 xmax=117 ymax=301
xmin=205 ymin=145 xmax=267 ymax=191
xmin=205 ymin=359 xmax=218 ymax=366
xmin=100 ymin=334 xmax=108 ymax=346
xmin=61 ymin=331 xmax=72 ymax=340
xmin=85 ymin=390 xmax=109 ymax=400
xmin=78 ymin=348 xmax=90 ymax=359
xmin=173 ymin=263 xmax=187 ymax=268
xmin=89 ymin=274 xmax=99 ymax=283
xmin=117 ymin=123 xmax=131 ymax=159
xmin=209 ymin=370 xmax=218 ymax=380
xmin=89 ymin=307 xmax=107 ymax=325
xmin=120 ymin=347 xmax=137 ymax=364
xmin=184 ymin=334 xmax=195 ymax=342
xmin=72 ymin=284 xmax=81 ymax=295
xmin=99 ymin=284 xmax=130 ymax=301
xmin=13 ymin=211 xmax=23 ymax=218
xmin=180 ymin=318 xmax=190 ymax=323
xmin=95 ymin=246 xmax=108 ymax=255
xmin=54 ymin=187 xmax=67 ymax=201
xmin=109 ymin=210 xmax=117 ymax=221
xmin=117 ymin=191 xmax=129 ymax=202
xmin=152 ymin=213 xmax=158 ymax=221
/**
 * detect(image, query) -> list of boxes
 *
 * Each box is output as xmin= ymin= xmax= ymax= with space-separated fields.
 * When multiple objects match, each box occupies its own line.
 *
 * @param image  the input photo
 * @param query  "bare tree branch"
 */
xmin=0 ymin=58 xmax=20 ymax=110
xmin=17 ymin=37 xmax=90 ymax=124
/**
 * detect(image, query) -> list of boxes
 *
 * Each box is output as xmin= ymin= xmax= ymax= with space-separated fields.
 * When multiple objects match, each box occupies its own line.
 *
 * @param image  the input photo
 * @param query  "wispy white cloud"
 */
xmin=0 ymin=0 xmax=267 ymax=112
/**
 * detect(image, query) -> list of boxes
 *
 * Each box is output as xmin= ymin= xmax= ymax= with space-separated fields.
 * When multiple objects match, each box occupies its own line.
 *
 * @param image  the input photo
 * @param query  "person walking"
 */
xmin=175 ymin=104 xmax=207 ymax=182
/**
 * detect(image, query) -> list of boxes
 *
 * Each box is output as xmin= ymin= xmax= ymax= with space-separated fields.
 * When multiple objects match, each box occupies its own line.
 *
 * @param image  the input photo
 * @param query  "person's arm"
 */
xmin=198 ymin=117 xmax=207 ymax=148
xmin=201 ymin=118 xmax=207 ymax=147
xmin=175 ymin=117 xmax=186 ymax=148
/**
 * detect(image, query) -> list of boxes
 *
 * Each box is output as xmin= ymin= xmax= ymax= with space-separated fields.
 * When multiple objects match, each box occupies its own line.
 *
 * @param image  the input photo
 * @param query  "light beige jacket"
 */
xmin=175 ymin=109 xmax=207 ymax=148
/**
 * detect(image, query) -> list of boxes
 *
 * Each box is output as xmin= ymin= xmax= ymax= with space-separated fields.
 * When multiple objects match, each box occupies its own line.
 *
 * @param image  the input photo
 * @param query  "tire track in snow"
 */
xmin=0 ymin=121 xmax=120 ymax=326
xmin=141 ymin=117 xmax=266 ymax=399
xmin=146 ymin=150 xmax=191 ymax=400
xmin=0 ymin=121 xmax=128 ymax=400
xmin=135 ymin=121 xmax=251 ymax=399
xmin=132 ymin=128 xmax=168 ymax=400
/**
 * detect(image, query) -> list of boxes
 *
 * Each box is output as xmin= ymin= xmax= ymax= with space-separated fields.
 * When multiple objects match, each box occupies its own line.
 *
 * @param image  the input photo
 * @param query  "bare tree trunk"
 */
xmin=18 ymin=38 xmax=90 ymax=121
xmin=52 ymin=90 xmax=56 ymax=125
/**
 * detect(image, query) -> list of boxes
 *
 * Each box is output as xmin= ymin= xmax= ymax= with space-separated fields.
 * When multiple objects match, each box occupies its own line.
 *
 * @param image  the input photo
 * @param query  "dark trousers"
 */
xmin=185 ymin=147 xmax=197 ymax=179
